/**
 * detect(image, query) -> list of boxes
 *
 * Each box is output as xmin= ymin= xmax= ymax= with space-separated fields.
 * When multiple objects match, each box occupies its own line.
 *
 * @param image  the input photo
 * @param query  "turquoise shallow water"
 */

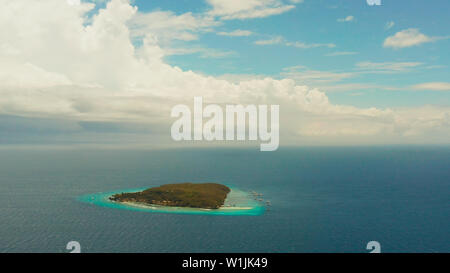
xmin=78 ymin=187 xmax=265 ymax=216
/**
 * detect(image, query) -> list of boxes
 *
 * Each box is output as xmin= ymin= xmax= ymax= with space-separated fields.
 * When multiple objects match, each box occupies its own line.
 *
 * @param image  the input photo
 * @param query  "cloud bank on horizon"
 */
xmin=0 ymin=0 xmax=449 ymax=146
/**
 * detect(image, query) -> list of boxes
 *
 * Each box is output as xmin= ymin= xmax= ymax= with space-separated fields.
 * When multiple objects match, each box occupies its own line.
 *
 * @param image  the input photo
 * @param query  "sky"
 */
xmin=0 ymin=0 xmax=449 ymax=148
xmin=132 ymin=0 xmax=450 ymax=108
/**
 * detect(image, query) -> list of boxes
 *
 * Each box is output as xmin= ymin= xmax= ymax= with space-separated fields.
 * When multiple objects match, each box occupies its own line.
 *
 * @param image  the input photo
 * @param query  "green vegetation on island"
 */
xmin=109 ymin=183 xmax=231 ymax=209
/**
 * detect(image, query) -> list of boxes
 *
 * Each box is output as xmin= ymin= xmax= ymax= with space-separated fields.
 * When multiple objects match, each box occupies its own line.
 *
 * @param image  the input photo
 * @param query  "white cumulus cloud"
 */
xmin=337 ymin=15 xmax=354 ymax=23
xmin=217 ymin=29 xmax=253 ymax=37
xmin=412 ymin=82 xmax=450 ymax=91
xmin=206 ymin=0 xmax=296 ymax=20
xmin=0 ymin=0 xmax=449 ymax=145
xmin=254 ymin=36 xmax=335 ymax=49
xmin=383 ymin=28 xmax=446 ymax=49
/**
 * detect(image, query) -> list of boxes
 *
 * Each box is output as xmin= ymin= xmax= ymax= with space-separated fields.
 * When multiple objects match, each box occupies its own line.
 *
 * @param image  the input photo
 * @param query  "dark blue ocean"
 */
xmin=0 ymin=147 xmax=449 ymax=253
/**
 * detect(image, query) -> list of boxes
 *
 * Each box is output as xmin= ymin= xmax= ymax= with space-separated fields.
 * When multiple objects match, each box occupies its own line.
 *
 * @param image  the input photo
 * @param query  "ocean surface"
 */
xmin=0 ymin=147 xmax=449 ymax=253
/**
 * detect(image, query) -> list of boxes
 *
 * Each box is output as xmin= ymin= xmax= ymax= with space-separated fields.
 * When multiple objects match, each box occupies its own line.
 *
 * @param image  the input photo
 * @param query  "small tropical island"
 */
xmin=109 ymin=183 xmax=231 ymax=209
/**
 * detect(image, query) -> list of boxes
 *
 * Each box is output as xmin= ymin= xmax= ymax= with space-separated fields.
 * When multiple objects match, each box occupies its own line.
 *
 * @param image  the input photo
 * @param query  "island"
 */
xmin=109 ymin=183 xmax=231 ymax=209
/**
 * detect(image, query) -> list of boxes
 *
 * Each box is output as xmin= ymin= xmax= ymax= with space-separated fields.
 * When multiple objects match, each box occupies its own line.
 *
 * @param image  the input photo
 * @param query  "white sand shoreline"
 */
xmin=110 ymin=187 xmax=258 ymax=212
xmin=119 ymin=201 xmax=253 ymax=211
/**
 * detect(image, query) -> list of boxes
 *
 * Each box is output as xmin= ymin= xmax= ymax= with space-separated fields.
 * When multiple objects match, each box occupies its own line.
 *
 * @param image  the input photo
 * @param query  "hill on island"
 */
xmin=109 ymin=183 xmax=231 ymax=209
